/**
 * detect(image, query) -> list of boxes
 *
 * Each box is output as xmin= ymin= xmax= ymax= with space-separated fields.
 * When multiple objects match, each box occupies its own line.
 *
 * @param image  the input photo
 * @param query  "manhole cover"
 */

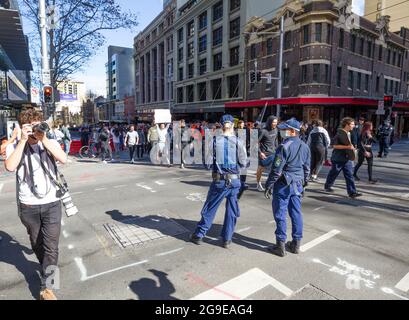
xmin=104 ymin=215 xmax=189 ymax=248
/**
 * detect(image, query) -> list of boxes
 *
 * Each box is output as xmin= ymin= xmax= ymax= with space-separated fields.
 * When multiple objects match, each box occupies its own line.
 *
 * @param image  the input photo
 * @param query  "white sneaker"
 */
xmin=102 ymin=160 xmax=107 ymax=164
xmin=257 ymin=182 xmax=265 ymax=192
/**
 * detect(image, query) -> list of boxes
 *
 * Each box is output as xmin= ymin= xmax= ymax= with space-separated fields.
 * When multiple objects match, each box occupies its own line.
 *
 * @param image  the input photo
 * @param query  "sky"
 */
xmin=20 ymin=0 xmax=365 ymax=97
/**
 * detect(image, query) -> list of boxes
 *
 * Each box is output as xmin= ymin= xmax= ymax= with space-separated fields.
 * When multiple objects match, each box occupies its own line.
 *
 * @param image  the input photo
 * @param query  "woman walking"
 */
xmin=307 ymin=120 xmax=331 ymax=182
xmin=353 ymin=122 xmax=378 ymax=184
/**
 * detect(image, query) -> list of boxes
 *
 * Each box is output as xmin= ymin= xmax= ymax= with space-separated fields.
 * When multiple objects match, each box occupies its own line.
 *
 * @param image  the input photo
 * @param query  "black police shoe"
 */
xmin=268 ymin=241 xmax=286 ymax=257
xmin=286 ymin=240 xmax=301 ymax=254
xmin=349 ymin=192 xmax=363 ymax=199
xmin=324 ymin=187 xmax=335 ymax=193
xmin=223 ymin=240 xmax=232 ymax=249
xmin=353 ymin=174 xmax=360 ymax=181
xmin=190 ymin=234 xmax=202 ymax=245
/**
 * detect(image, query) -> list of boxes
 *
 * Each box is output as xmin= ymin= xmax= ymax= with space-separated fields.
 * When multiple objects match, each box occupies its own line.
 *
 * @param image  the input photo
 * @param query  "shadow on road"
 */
xmin=0 ymin=231 xmax=40 ymax=299
xmin=129 ymin=269 xmax=178 ymax=300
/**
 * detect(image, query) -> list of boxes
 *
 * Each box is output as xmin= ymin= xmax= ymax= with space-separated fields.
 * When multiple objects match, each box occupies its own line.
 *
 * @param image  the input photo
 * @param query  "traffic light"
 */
xmin=43 ymin=86 xmax=53 ymax=103
xmin=384 ymin=95 xmax=393 ymax=107
xmin=256 ymin=71 xmax=262 ymax=83
xmin=249 ymin=71 xmax=256 ymax=84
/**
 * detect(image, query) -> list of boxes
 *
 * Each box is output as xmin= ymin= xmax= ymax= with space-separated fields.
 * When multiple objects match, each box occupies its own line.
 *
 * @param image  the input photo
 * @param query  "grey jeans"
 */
xmin=19 ymin=200 xmax=62 ymax=290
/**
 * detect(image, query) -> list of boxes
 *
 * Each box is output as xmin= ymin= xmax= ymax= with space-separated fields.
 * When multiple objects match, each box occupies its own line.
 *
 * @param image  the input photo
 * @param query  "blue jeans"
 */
xmin=272 ymin=180 xmax=303 ymax=243
xmin=194 ymin=179 xmax=241 ymax=241
xmin=63 ymin=140 xmax=71 ymax=155
xmin=325 ymin=160 xmax=357 ymax=195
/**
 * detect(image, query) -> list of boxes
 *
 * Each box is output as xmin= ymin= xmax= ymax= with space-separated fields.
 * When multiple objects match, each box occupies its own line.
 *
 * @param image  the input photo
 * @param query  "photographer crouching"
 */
xmin=5 ymin=109 xmax=67 ymax=300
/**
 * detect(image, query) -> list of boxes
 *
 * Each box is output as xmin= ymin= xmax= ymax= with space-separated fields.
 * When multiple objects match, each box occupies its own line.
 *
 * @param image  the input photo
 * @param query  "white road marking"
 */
xmin=61 ymin=219 xmax=65 ymax=226
xmin=136 ymin=183 xmax=157 ymax=193
xmin=313 ymin=206 xmax=326 ymax=211
xmin=62 ymin=230 xmax=70 ymax=238
xmin=155 ymin=181 xmax=165 ymax=185
xmin=382 ymin=287 xmax=409 ymax=300
xmin=95 ymin=188 xmax=107 ymax=191
xmin=156 ymin=248 xmax=184 ymax=256
xmin=190 ymin=268 xmax=293 ymax=300
xmin=402 ymin=193 xmax=409 ymax=199
xmin=68 ymin=244 xmax=74 ymax=250
xmin=236 ymin=227 xmax=251 ymax=233
xmin=74 ymin=257 xmax=88 ymax=281
xmin=300 ymin=230 xmax=341 ymax=252
xmin=0 ymin=183 xmax=3 ymax=194
xmin=395 ymin=272 xmax=409 ymax=293
xmin=269 ymin=220 xmax=275 ymax=224
xmin=114 ymin=185 xmax=127 ymax=189
xmin=70 ymin=191 xmax=83 ymax=196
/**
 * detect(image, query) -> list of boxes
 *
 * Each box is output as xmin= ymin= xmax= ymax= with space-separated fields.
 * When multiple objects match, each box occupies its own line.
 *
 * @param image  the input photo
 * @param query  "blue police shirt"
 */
xmin=207 ymin=134 xmax=247 ymax=175
xmin=265 ymin=137 xmax=311 ymax=189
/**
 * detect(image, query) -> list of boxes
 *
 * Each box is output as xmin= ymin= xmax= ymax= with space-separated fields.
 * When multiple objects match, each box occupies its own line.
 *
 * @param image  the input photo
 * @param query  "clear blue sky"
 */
xmin=21 ymin=0 xmax=365 ymax=97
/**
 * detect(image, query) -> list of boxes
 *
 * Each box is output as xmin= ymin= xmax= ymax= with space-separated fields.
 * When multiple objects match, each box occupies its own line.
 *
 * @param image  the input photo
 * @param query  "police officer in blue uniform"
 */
xmin=376 ymin=120 xmax=394 ymax=158
xmin=191 ymin=115 xmax=247 ymax=248
xmin=264 ymin=118 xmax=311 ymax=257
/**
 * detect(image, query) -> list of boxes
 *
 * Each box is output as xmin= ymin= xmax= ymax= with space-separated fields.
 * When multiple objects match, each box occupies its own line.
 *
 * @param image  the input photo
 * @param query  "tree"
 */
xmin=20 ymin=0 xmax=138 ymax=88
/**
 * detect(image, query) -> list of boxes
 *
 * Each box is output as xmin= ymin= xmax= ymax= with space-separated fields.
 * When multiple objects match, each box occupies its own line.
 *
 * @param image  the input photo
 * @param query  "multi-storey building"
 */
xmin=56 ymin=80 xmax=86 ymax=124
xmin=171 ymin=0 xmax=281 ymax=120
xmin=365 ymin=0 xmax=409 ymax=32
xmin=134 ymin=0 xmax=177 ymax=121
xmin=225 ymin=0 xmax=409 ymax=137
xmin=0 ymin=0 xmax=33 ymax=137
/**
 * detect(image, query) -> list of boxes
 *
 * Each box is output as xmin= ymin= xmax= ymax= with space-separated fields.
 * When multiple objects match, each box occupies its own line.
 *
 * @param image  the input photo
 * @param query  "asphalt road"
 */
xmin=0 ymin=140 xmax=408 ymax=300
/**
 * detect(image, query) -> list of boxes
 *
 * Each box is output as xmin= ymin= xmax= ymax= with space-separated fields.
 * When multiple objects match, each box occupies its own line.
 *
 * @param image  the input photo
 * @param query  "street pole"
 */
xmin=276 ymin=15 xmax=284 ymax=119
xmin=39 ymin=0 xmax=50 ymax=117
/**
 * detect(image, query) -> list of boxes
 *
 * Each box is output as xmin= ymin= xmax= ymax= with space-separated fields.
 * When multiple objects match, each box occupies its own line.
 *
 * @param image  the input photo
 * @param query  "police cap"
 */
xmin=220 ymin=114 xmax=234 ymax=125
xmin=277 ymin=118 xmax=301 ymax=132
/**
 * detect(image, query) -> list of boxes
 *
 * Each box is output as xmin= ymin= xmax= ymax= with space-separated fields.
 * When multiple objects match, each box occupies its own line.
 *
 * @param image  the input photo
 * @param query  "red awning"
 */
xmin=225 ymin=97 xmax=383 ymax=108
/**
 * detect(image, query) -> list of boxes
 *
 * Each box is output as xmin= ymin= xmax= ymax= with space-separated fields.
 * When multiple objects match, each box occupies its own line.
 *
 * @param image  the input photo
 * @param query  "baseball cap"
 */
xmin=277 ymin=118 xmax=301 ymax=131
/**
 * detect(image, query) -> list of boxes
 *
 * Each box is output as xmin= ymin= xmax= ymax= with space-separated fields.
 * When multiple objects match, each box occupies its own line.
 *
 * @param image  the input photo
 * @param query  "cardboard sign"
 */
xmin=154 ymin=109 xmax=172 ymax=124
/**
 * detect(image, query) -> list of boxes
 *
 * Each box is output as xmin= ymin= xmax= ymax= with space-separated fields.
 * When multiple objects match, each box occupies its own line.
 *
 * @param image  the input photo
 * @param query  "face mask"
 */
xmin=280 ymin=130 xmax=290 ymax=139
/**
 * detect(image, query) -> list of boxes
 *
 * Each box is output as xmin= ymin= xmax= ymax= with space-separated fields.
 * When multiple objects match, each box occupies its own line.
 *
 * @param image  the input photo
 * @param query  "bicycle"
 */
xmin=79 ymin=140 xmax=99 ymax=159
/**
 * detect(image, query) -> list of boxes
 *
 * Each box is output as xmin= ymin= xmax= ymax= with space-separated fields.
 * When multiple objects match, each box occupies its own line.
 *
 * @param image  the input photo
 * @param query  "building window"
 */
xmin=367 ymin=41 xmax=372 ymax=58
xmin=359 ymin=38 xmax=364 ymax=55
xmin=313 ymin=64 xmax=320 ymax=82
xmin=188 ymin=63 xmax=194 ymax=78
xmin=389 ymin=79 xmax=393 ymax=92
xmin=365 ymin=74 xmax=369 ymax=91
xmin=378 ymin=46 xmax=383 ymax=61
xmin=199 ymin=35 xmax=207 ymax=53
xmin=199 ymin=58 xmax=207 ymax=75
xmin=199 ymin=12 xmax=208 ymax=31
xmin=283 ymin=68 xmax=290 ymax=87
xmin=336 ymin=66 xmax=342 ymax=87
xmin=301 ymin=65 xmax=308 ymax=83
xmin=387 ymin=49 xmax=391 ymax=64
xmin=250 ymin=44 xmax=256 ymax=59
xmin=187 ymin=20 xmax=195 ymax=38
xmin=348 ymin=70 xmax=354 ymax=89
xmin=377 ymin=2 xmax=382 ymax=10
xmin=393 ymin=51 xmax=397 ymax=65
xmin=213 ymin=1 xmax=223 ymax=22
xmin=267 ymin=38 xmax=274 ymax=54
xmin=230 ymin=18 xmax=240 ymax=39
xmin=213 ymin=27 xmax=223 ymax=46
xmin=395 ymin=81 xmax=399 ymax=95
xmin=228 ymin=74 xmax=239 ymax=98
xmin=230 ymin=0 xmax=240 ymax=11
xmin=326 ymin=23 xmax=331 ymax=44
xmin=350 ymin=34 xmax=356 ymax=52
xmin=178 ymin=28 xmax=184 ymax=43
xmin=339 ymin=29 xmax=344 ymax=48
xmin=198 ymin=82 xmax=207 ymax=101
xmin=376 ymin=75 xmax=380 ymax=92
xmin=398 ymin=53 xmax=402 ymax=67
xmin=213 ymin=52 xmax=222 ymax=71
xmin=315 ymin=23 xmax=322 ymax=43
xmin=211 ymin=78 xmax=222 ymax=100
xmin=188 ymin=42 xmax=194 ymax=58
xmin=284 ymin=32 xmax=291 ymax=50
xmin=177 ymin=87 xmax=184 ymax=103
xmin=303 ymin=25 xmax=310 ymax=45
xmin=384 ymin=79 xmax=388 ymax=94
xmin=325 ymin=64 xmax=330 ymax=82
xmin=357 ymin=73 xmax=361 ymax=90
xmin=230 ymin=46 xmax=240 ymax=66
xmin=178 ymin=47 xmax=184 ymax=62
xmin=187 ymin=85 xmax=194 ymax=102
xmin=178 ymin=67 xmax=183 ymax=81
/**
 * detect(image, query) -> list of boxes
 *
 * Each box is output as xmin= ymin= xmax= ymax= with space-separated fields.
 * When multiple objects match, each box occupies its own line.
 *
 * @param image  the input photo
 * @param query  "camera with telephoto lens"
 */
xmin=32 ymin=122 xmax=50 ymax=134
xmin=60 ymin=192 xmax=79 ymax=217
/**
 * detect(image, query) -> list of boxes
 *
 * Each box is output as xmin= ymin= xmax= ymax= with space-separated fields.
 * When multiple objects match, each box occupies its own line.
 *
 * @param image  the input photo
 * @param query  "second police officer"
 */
xmin=190 ymin=115 xmax=247 ymax=248
xmin=264 ymin=118 xmax=311 ymax=257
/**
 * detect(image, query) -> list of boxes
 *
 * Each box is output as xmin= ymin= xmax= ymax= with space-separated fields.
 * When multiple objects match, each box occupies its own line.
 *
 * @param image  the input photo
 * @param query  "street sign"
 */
xmin=42 ymin=71 xmax=51 ymax=85
xmin=376 ymin=100 xmax=385 ymax=115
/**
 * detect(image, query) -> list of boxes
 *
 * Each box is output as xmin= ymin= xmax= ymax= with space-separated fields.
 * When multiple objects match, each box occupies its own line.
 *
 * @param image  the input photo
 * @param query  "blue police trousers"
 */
xmin=324 ymin=160 xmax=357 ymax=195
xmin=194 ymin=179 xmax=241 ymax=241
xmin=272 ymin=180 xmax=303 ymax=243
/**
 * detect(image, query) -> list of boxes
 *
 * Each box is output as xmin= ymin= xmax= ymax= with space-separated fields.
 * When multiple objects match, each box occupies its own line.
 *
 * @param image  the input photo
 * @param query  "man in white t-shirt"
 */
xmin=110 ymin=124 xmax=121 ymax=161
xmin=5 ymin=109 xmax=67 ymax=300
xmin=124 ymin=125 xmax=139 ymax=163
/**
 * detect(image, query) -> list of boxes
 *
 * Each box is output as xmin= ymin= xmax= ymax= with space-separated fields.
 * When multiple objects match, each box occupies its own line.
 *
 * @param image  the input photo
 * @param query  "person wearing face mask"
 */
xmin=264 ymin=118 xmax=310 ymax=257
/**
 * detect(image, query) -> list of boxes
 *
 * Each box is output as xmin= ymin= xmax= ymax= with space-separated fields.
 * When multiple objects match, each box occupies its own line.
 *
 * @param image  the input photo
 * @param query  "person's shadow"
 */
xmin=0 ymin=231 xmax=40 ymax=299
xmin=129 ymin=269 xmax=178 ymax=300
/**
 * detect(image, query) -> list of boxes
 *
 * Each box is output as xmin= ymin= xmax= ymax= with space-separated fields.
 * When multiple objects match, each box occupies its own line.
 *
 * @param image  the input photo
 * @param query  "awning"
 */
xmin=172 ymin=104 xmax=225 ymax=114
xmin=0 ymin=6 xmax=32 ymax=71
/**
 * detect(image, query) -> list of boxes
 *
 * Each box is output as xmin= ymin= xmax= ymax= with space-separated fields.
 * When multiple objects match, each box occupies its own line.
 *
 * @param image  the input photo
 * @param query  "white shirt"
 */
xmin=111 ymin=128 xmax=121 ymax=144
xmin=125 ymin=131 xmax=139 ymax=146
xmin=6 ymin=140 xmax=61 ymax=205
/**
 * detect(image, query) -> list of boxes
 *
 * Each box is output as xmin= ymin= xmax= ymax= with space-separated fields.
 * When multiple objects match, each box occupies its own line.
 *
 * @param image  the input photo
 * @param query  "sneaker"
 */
xmin=222 ymin=240 xmax=232 ymax=249
xmin=353 ymin=175 xmax=361 ymax=181
xmin=180 ymin=163 xmax=185 ymax=169
xmin=257 ymin=182 xmax=265 ymax=192
xmin=369 ymin=179 xmax=378 ymax=184
xmin=39 ymin=289 xmax=57 ymax=300
xmin=102 ymin=160 xmax=108 ymax=164
xmin=349 ymin=192 xmax=363 ymax=199
xmin=325 ymin=187 xmax=335 ymax=193
xmin=190 ymin=234 xmax=202 ymax=245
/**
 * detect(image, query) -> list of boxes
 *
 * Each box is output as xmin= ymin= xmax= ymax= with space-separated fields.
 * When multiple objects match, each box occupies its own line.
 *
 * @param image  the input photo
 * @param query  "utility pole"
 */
xmin=39 ymin=0 xmax=51 ymax=117
xmin=276 ymin=15 xmax=284 ymax=119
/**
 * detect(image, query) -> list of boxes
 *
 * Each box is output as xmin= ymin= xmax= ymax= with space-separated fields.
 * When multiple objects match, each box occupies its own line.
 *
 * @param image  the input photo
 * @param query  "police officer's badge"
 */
xmin=274 ymin=156 xmax=282 ymax=168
